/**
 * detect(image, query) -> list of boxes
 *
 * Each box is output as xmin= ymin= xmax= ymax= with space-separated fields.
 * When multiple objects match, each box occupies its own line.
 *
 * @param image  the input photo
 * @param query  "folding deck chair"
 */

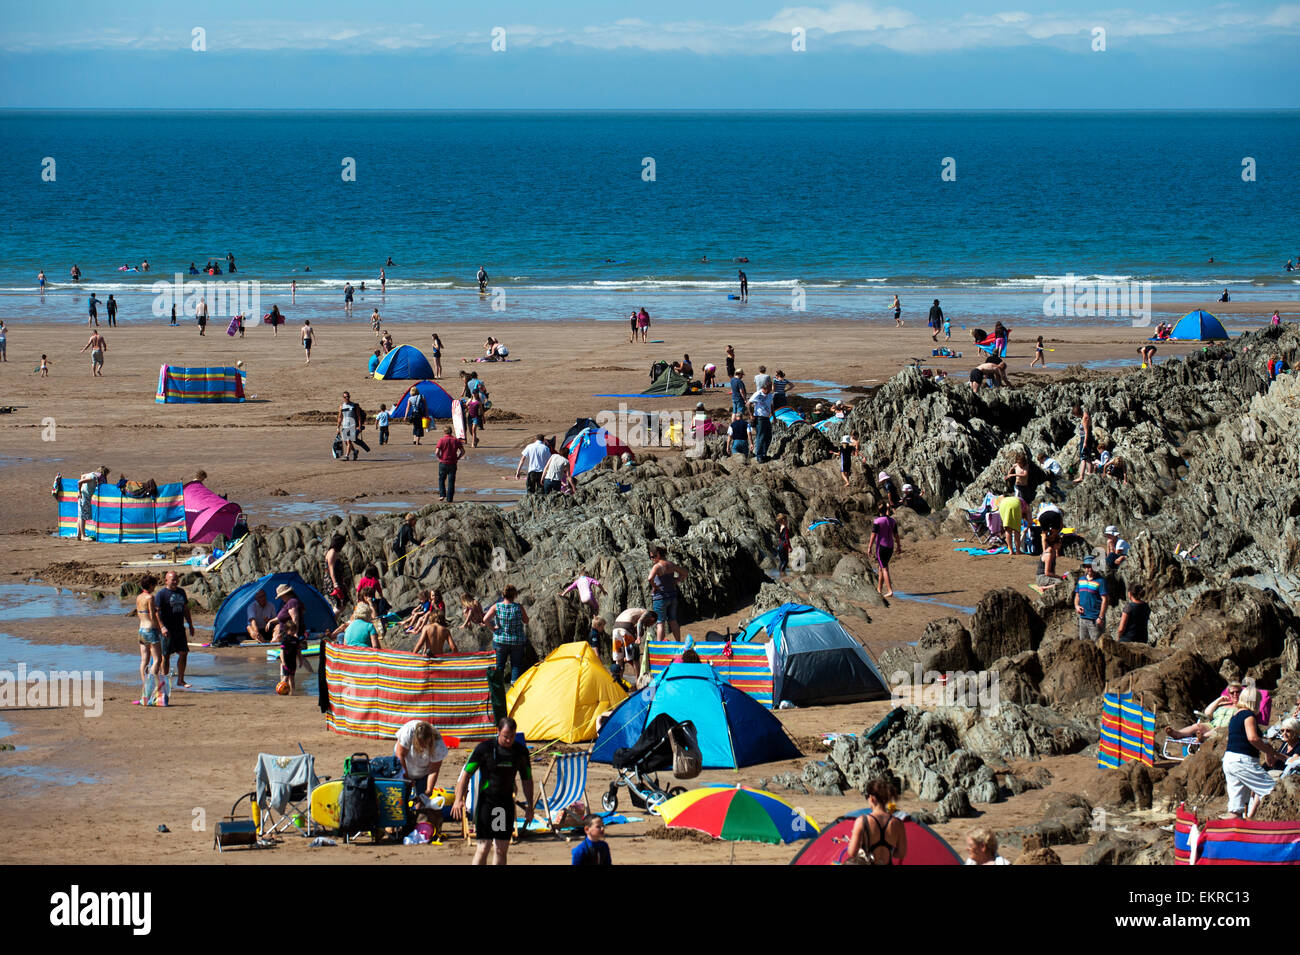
xmin=254 ymin=752 xmax=319 ymax=838
xmin=536 ymin=751 xmax=590 ymax=833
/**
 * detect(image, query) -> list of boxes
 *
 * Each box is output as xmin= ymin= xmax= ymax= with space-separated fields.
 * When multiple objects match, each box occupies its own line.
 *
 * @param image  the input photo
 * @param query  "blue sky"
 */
xmin=2 ymin=1 xmax=1297 ymax=107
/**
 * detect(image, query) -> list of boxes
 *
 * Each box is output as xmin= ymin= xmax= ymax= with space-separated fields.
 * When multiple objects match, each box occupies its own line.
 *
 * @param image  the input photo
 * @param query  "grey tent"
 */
xmin=737 ymin=603 xmax=890 ymax=706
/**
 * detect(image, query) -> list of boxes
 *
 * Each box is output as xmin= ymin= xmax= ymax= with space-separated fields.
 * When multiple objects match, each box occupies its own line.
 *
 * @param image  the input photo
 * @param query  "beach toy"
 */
xmin=275 ymin=679 xmax=291 ymax=695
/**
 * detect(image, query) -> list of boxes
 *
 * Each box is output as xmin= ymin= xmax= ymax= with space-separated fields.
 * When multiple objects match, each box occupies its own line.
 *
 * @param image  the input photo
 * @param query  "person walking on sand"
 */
xmin=435 ymin=426 xmax=466 ymax=503
xmin=135 ymin=574 xmax=167 ymax=706
xmin=268 ymin=304 xmax=283 ymax=336
xmin=337 ymin=390 xmax=363 ymax=461
xmin=301 ymin=320 xmax=315 ymax=363
xmin=87 ymin=292 xmax=102 ymax=326
xmin=155 ymin=570 xmax=195 ymax=690
xmin=890 ymin=294 xmax=902 ymax=327
xmin=738 ymin=269 xmax=748 ymax=302
xmin=80 ymin=329 xmax=107 ymax=376
xmin=636 ymin=306 xmax=650 ymax=343
xmin=648 ymin=545 xmax=689 ymax=641
xmin=451 ymin=716 xmax=533 ymax=865
xmin=371 ymin=308 xmax=382 ymax=336
xmin=867 ymin=502 xmax=900 ymax=597
xmin=105 ymin=294 xmax=118 ymax=327
xmin=406 ymin=385 xmax=427 ymax=445
xmin=1030 ymin=335 xmax=1045 ymax=368
xmin=844 ymin=778 xmax=908 ymax=864
xmin=928 ymin=299 xmax=943 ymax=342
xmin=628 ymin=310 xmax=638 ymax=344
xmin=195 ymin=296 xmax=208 ymax=336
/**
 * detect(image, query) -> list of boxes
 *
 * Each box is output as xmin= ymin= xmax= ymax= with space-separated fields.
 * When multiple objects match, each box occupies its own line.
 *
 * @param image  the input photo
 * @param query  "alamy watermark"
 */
xmin=0 ymin=664 xmax=103 ymax=717
xmin=151 ymin=273 xmax=261 ymax=321
xmin=1042 ymin=273 xmax=1153 ymax=327
xmin=889 ymin=664 xmax=1000 ymax=714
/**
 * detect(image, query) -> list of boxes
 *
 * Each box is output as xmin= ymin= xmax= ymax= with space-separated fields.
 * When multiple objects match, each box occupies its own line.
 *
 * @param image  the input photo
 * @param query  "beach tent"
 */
xmin=1169 ymin=310 xmax=1229 ymax=341
xmin=1174 ymin=803 xmax=1300 ymax=865
xmin=505 ymin=642 xmax=628 ymax=743
xmin=563 ymin=417 xmax=602 ymax=449
xmin=790 ymin=811 xmax=963 ymax=865
xmin=566 ymin=426 xmax=632 ymax=477
xmin=373 ymin=345 xmax=435 ymax=381
xmin=390 ymin=379 xmax=455 ymax=420
xmin=737 ymin=604 xmax=890 ymax=707
xmin=156 ymin=365 xmax=245 ymax=403
xmin=183 ymin=481 xmax=241 ymax=543
xmin=56 ymin=479 xmax=187 ymax=543
xmin=211 ymin=571 xmax=336 ymax=645
xmin=774 ymin=407 xmax=805 ymax=427
xmin=590 ymin=662 xmax=800 ymax=769
xmin=643 ymin=366 xmax=691 ymax=397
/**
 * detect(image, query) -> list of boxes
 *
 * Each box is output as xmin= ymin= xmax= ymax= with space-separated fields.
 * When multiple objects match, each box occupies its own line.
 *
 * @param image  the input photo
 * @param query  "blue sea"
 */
xmin=1 ymin=110 xmax=1297 ymax=325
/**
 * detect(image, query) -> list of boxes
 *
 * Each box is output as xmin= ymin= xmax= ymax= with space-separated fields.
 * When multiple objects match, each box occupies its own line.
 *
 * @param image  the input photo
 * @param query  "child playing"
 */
xmin=943 ymin=318 xmax=951 ymax=341
xmin=562 ymin=573 xmax=604 ymax=612
xmin=377 ymin=404 xmax=390 ymax=445
xmin=571 ymin=814 xmax=611 ymax=865
xmin=1029 ymin=335 xmax=1045 ymax=368
xmin=39 ymin=354 xmax=51 ymax=376
xmin=278 ymin=619 xmax=303 ymax=695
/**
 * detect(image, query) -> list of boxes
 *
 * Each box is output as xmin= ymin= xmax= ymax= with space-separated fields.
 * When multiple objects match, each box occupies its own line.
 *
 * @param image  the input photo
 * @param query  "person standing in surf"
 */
xmin=738 ymin=269 xmax=748 ymax=302
xmin=477 ymin=265 xmax=489 ymax=293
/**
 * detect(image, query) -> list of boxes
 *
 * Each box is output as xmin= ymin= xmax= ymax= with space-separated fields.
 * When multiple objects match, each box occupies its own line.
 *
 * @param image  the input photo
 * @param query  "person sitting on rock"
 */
xmin=1166 ymin=680 xmax=1243 ymax=743
xmin=964 ymin=827 xmax=1011 ymax=865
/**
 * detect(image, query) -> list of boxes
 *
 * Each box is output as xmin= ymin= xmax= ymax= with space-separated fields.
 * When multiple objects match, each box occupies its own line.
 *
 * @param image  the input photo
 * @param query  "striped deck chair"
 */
xmin=537 ymin=751 xmax=590 ymax=833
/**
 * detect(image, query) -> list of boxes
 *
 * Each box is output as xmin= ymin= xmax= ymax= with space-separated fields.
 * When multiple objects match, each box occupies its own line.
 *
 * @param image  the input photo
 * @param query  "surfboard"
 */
xmin=451 ymin=399 xmax=466 ymax=440
xmin=265 ymin=640 xmax=322 ymax=661
xmin=311 ymin=779 xmax=455 ymax=831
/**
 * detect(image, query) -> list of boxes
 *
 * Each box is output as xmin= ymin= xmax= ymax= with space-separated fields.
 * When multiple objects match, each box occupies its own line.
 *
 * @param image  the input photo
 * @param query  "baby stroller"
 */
xmin=601 ymin=714 xmax=701 ymax=815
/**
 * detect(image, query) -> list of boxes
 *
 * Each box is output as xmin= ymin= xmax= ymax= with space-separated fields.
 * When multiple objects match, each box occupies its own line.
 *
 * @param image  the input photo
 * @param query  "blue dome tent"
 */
xmin=211 ymin=572 xmax=337 ymax=645
xmin=373 ymin=344 xmax=435 ymax=380
xmin=590 ymin=662 xmax=800 ymax=769
xmin=390 ymin=379 xmax=455 ymax=420
xmin=737 ymin=603 xmax=890 ymax=706
xmin=1169 ymin=310 xmax=1228 ymax=341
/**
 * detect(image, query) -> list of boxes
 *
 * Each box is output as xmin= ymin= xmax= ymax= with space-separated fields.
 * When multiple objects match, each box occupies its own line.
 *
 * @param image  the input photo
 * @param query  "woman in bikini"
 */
xmin=844 ymin=777 xmax=908 ymax=864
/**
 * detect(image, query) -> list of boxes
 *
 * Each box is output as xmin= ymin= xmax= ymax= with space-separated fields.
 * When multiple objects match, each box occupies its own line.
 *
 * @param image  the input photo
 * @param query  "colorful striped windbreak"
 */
xmin=1098 ymin=690 xmax=1156 ymax=768
xmin=156 ymin=365 xmax=245 ymax=403
xmin=325 ymin=643 xmax=497 ymax=742
xmin=647 ymin=641 xmax=774 ymax=708
xmin=1175 ymin=803 xmax=1300 ymax=865
xmin=56 ymin=479 xmax=187 ymax=543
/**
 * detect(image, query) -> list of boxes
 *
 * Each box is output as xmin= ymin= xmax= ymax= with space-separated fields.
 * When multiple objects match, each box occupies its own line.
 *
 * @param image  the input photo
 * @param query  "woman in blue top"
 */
xmin=333 ymin=602 xmax=380 ymax=648
xmin=1221 ymin=686 xmax=1281 ymax=818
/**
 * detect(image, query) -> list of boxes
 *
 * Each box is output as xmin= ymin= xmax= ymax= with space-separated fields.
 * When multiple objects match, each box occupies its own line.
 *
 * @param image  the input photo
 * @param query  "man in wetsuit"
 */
xmin=477 ymin=265 xmax=489 ymax=293
xmin=738 ymin=269 xmax=748 ymax=301
xmin=452 ymin=717 xmax=533 ymax=865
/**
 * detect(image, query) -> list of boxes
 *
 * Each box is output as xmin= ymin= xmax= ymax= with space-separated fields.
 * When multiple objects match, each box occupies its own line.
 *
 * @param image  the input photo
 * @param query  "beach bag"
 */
xmin=331 ymin=433 xmax=343 ymax=460
xmin=669 ymin=720 xmax=702 ymax=780
xmin=340 ymin=754 xmax=378 ymax=836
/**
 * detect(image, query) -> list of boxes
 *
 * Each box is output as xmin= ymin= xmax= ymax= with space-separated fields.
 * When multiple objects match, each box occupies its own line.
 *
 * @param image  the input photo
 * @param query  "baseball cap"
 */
xmin=1104 ymin=525 xmax=1119 ymax=536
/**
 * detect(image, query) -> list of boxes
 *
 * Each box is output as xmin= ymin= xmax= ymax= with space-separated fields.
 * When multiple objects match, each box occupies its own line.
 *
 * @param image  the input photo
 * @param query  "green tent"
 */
xmin=643 ymin=366 xmax=691 ymax=397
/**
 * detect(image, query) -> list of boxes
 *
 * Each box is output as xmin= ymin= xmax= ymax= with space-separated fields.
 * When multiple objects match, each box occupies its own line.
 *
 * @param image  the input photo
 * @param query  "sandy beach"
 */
xmin=0 ymin=301 xmax=1288 ymax=865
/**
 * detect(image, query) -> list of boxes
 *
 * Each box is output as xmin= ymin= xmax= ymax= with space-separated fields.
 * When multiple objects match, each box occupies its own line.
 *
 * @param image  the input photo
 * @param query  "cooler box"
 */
xmin=374 ymin=777 xmax=411 ymax=831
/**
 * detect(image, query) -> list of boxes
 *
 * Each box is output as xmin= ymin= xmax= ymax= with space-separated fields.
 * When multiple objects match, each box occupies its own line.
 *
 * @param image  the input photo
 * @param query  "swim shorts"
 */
xmin=138 ymin=627 xmax=162 ymax=645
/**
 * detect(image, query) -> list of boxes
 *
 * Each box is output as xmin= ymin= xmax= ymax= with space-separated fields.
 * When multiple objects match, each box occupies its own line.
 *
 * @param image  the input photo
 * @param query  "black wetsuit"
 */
xmin=464 ymin=739 xmax=531 ymax=840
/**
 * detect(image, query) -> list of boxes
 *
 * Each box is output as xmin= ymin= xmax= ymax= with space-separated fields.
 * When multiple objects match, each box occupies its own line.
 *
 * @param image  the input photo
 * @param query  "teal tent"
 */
xmin=1169 ymin=310 xmax=1228 ymax=341
xmin=738 ymin=603 xmax=890 ymax=706
xmin=590 ymin=662 xmax=800 ymax=768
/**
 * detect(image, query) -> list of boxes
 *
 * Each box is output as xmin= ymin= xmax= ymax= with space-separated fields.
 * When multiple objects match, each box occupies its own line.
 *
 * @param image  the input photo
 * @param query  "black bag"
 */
xmin=340 ymin=753 xmax=378 ymax=836
xmin=369 ymin=755 xmax=403 ymax=779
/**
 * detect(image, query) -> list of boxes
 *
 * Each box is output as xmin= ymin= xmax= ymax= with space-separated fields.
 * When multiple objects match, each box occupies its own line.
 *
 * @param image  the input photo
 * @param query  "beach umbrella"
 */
xmin=657 ymin=785 xmax=819 ymax=859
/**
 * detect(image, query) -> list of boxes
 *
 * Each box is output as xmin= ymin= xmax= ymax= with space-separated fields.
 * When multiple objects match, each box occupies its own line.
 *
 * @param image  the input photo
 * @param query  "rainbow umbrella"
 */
xmin=657 ymin=786 xmax=819 ymax=856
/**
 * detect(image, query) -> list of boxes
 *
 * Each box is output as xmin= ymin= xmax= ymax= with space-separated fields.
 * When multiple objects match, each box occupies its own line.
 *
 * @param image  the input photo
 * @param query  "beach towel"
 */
xmin=953 ymin=546 xmax=1009 ymax=556
xmin=1174 ymin=804 xmax=1300 ymax=865
xmin=1097 ymin=691 xmax=1155 ymax=769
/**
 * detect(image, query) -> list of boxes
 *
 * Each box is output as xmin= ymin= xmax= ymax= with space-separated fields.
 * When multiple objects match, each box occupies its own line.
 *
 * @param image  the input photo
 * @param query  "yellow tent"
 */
xmin=506 ymin=642 xmax=628 ymax=743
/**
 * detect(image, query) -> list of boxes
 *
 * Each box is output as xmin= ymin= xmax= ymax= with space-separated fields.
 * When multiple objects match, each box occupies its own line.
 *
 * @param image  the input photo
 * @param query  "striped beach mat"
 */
xmin=325 ymin=643 xmax=497 ymax=742
xmin=156 ymin=364 xmax=245 ymax=403
xmin=1098 ymin=691 xmax=1156 ymax=768
xmin=646 ymin=641 xmax=774 ymax=708
xmin=56 ymin=479 xmax=187 ymax=543
xmin=1174 ymin=804 xmax=1300 ymax=865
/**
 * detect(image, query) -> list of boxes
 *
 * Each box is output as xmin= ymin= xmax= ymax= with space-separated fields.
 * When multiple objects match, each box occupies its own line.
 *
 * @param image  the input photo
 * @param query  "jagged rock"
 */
xmin=936 ymin=787 xmax=976 ymax=820
xmin=1154 ymin=734 xmax=1228 ymax=806
xmin=989 ymin=651 xmax=1044 ymax=706
xmin=1085 ymin=761 xmax=1165 ymax=810
xmin=969 ymin=588 xmax=1045 ymax=668
xmin=1014 ymin=847 xmax=1063 ymax=865
xmin=1082 ymin=830 xmax=1170 ymax=866
xmin=1038 ymin=635 xmax=1107 ymax=705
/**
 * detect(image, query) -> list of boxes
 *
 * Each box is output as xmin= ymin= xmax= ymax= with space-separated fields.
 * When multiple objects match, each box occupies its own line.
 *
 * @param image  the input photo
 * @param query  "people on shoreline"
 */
xmin=155 ymin=570 xmax=195 ymax=690
xmin=430 ymin=333 xmax=444 ymax=378
xmin=738 ymin=270 xmax=748 ymax=302
xmin=1030 ymin=335 xmax=1045 ymax=368
xmin=636 ymin=307 xmax=650 ymax=343
xmin=135 ymin=574 xmax=167 ymax=706
xmin=928 ymin=299 xmax=943 ymax=342
xmin=301 ymin=320 xmax=315 ymax=363
xmin=890 ymin=294 xmax=902 ymax=327
xmin=80 ymin=329 xmax=107 ymax=376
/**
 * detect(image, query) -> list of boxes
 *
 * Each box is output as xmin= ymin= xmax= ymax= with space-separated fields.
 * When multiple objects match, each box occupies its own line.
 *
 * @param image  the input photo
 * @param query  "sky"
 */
xmin=1 ymin=0 xmax=1297 ymax=108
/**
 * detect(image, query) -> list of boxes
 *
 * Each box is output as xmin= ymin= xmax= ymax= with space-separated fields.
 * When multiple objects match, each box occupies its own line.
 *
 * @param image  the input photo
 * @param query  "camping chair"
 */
xmin=536 ymin=751 xmax=591 ymax=833
xmin=1162 ymin=734 xmax=1202 ymax=762
xmin=254 ymin=752 xmax=319 ymax=838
